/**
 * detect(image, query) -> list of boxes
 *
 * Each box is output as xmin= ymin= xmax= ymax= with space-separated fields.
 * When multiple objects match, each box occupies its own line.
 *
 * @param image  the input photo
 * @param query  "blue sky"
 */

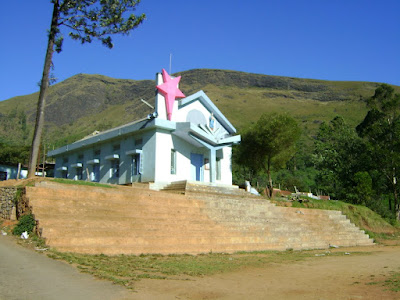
xmin=1 ymin=0 xmax=399 ymax=101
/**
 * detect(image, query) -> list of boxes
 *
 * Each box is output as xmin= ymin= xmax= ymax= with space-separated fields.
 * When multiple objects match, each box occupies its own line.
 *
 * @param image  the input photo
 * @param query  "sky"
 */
xmin=1 ymin=0 xmax=399 ymax=101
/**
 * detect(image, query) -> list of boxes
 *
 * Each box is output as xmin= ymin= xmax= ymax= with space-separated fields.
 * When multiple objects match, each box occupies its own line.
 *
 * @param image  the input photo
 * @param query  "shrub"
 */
xmin=12 ymin=214 xmax=36 ymax=236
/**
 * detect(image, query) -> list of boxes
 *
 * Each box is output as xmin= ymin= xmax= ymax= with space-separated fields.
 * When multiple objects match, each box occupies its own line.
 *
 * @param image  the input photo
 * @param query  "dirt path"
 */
xmin=132 ymin=245 xmax=400 ymax=300
xmin=2 ymin=231 xmax=400 ymax=300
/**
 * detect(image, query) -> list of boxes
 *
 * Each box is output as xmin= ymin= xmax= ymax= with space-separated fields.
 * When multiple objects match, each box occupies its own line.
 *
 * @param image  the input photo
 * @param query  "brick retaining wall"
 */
xmin=0 ymin=187 xmax=18 ymax=220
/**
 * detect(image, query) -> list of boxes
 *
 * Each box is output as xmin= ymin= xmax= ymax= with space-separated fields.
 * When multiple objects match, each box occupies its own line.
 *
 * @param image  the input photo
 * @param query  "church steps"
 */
xmin=42 ymin=237 xmax=371 ymax=255
xmin=29 ymin=202 xmax=281 ymax=218
xmin=39 ymin=228 xmax=369 ymax=243
xmin=32 ymin=208 xmax=351 ymax=226
xmin=26 ymin=187 xmax=191 ymax=203
xmin=43 ymin=234 xmax=362 ymax=248
xmin=28 ymin=197 xmax=277 ymax=215
xmin=37 ymin=219 xmax=370 ymax=246
xmin=32 ymin=210 xmax=363 ymax=235
xmin=24 ymin=182 xmax=374 ymax=254
xmin=29 ymin=199 xmax=208 ymax=215
xmin=32 ymin=212 xmax=215 ymax=224
xmin=45 ymin=243 xmax=291 ymax=255
xmin=51 ymin=238 xmax=372 ymax=255
xmin=32 ymin=210 xmax=366 ymax=234
xmin=160 ymin=181 xmax=258 ymax=198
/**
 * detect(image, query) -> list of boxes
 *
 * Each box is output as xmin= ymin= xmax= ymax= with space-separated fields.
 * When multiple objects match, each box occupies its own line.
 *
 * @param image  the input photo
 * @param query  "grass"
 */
xmin=383 ymin=272 xmax=400 ymax=292
xmin=367 ymin=271 xmax=400 ymax=292
xmin=272 ymin=197 xmax=398 ymax=240
xmin=51 ymin=178 xmax=115 ymax=188
xmin=46 ymin=249 xmax=370 ymax=289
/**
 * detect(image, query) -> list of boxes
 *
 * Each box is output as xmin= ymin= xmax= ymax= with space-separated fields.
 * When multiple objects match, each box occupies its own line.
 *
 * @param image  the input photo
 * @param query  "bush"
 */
xmin=12 ymin=214 xmax=36 ymax=236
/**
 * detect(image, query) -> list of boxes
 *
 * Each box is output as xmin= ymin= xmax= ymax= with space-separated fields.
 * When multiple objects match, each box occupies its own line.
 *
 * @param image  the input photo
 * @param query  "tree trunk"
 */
xmin=267 ymin=157 xmax=273 ymax=198
xmin=28 ymin=2 xmax=59 ymax=177
xmin=394 ymin=179 xmax=400 ymax=220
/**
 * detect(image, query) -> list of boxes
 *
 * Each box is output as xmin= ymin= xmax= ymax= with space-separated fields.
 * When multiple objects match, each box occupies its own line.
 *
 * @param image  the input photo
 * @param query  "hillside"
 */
xmin=0 ymin=69 xmax=396 ymax=149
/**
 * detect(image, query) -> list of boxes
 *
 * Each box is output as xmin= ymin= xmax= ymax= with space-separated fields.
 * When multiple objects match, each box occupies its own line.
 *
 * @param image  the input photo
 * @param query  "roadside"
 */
xmin=0 ymin=233 xmax=132 ymax=300
xmin=2 ymin=218 xmax=400 ymax=299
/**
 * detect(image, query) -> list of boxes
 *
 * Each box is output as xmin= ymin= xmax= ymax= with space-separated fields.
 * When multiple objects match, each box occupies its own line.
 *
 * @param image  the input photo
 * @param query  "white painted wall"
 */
xmin=0 ymin=165 xmax=27 ymax=180
xmin=220 ymin=147 xmax=233 ymax=185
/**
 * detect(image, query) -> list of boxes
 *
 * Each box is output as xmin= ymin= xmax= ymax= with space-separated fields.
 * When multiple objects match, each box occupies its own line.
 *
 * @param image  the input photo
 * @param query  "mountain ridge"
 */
xmin=0 ymin=69 xmax=397 ymax=148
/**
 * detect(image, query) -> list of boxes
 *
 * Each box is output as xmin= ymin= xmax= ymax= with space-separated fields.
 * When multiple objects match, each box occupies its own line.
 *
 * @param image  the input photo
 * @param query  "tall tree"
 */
xmin=236 ymin=113 xmax=301 ymax=197
xmin=28 ymin=0 xmax=145 ymax=177
xmin=314 ymin=116 xmax=368 ymax=200
xmin=356 ymin=84 xmax=400 ymax=217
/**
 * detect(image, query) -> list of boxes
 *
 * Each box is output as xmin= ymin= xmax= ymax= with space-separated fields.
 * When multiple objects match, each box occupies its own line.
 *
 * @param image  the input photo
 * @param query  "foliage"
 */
xmin=356 ymin=84 xmax=400 ymax=217
xmin=12 ymin=214 xmax=36 ymax=236
xmin=313 ymin=116 xmax=368 ymax=200
xmin=352 ymin=171 xmax=373 ymax=205
xmin=28 ymin=0 xmax=145 ymax=177
xmin=272 ymin=167 xmax=318 ymax=193
xmin=0 ymin=142 xmax=30 ymax=165
xmin=312 ymin=85 xmax=400 ymax=220
xmin=235 ymin=113 xmax=301 ymax=197
xmin=53 ymin=0 xmax=146 ymax=51
xmin=287 ymin=198 xmax=397 ymax=237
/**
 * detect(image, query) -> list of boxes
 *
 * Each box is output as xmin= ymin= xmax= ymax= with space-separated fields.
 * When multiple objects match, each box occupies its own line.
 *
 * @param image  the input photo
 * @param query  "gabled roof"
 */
xmin=179 ymin=90 xmax=237 ymax=134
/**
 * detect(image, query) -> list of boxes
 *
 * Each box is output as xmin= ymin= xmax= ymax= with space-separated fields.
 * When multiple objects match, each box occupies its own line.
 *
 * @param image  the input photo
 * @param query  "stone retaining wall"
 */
xmin=0 ymin=187 xmax=18 ymax=220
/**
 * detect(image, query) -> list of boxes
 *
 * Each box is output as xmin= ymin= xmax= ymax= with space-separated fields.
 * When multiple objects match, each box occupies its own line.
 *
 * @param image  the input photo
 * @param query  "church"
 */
xmin=49 ymin=69 xmax=241 ymax=188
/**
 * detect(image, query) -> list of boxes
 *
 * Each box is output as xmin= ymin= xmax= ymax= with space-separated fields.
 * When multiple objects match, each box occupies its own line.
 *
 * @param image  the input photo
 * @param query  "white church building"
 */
xmin=48 ymin=69 xmax=241 ymax=187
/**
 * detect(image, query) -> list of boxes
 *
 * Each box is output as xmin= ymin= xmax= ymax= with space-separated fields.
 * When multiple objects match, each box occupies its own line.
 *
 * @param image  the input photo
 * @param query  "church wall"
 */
xmin=140 ymin=131 xmax=156 ymax=183
xmin=174 ymin=138 xmax=207 ymax=182
xmin=53 ymin=130 xmax=155 ymax=185
xmin=153 ymin=130 xmax=199 ymax=183
xmin=220 ymin=147 xmax=233 ymax=185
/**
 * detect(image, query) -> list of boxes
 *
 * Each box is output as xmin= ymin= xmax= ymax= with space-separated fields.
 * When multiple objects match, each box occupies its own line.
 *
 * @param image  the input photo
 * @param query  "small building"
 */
xmin=48 ymin=69 xmax=241 ymax=187
xmin=0 ymin=163 xmax=27 ymax=181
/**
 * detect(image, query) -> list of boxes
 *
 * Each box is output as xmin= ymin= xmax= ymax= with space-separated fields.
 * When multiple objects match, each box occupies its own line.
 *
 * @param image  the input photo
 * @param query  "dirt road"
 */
xmin=1 ymin=231 xmax=400 ymax=300
xmin=132 ymin=245 xmax=400 ymax=300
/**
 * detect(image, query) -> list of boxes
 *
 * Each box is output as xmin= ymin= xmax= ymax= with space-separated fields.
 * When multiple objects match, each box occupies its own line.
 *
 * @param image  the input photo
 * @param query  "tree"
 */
xmin=353 ymin=171 xmax=373 ymax=205
xmin=356 ymin=84 xmax=400 ymax=218
xmin=28 ymin=0 xmax=146 ymax=177
xmin=0 ymin=142 xmax=30 ymax=166
xmin=314 ymin=116 xmax=368 ymax=200
xmin=236 ymin=113 xmax=301 ymax=197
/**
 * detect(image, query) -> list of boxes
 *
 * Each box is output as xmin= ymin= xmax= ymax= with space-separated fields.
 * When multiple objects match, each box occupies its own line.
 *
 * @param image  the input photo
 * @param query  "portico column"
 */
xmin=209 ymin=148 xmax=216 ymax=183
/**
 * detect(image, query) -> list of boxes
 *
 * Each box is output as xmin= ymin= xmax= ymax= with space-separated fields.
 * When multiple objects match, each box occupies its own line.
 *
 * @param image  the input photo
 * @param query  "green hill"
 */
xmin=0 ymin=69 xmax=397 ymax=149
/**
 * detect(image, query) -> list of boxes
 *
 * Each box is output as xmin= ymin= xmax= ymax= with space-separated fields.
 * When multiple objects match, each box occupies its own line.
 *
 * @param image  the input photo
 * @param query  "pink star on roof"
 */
xmin=156 ymin=69 xmax=185 ymax=120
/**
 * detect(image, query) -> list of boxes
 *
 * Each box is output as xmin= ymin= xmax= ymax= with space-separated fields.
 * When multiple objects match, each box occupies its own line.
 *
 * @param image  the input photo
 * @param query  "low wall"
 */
xmin=0 ymin=187 xmax=18 ymax=220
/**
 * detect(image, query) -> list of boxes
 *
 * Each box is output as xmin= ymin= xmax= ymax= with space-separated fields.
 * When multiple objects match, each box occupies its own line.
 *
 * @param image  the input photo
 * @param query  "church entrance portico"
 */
xmin=190 ymin=153 xmax=203 ymax=181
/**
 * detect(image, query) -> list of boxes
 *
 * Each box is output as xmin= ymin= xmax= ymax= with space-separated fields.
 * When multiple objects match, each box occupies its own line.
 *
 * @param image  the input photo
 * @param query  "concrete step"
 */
xmin=44 ymin=234 xmax=342 ymax=248
xmin=25 ymin=182 xmax=374 ymax=255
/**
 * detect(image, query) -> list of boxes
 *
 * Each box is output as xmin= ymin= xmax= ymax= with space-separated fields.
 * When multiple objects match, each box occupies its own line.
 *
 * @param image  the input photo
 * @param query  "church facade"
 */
xmin=48 ymin=69 xmax=241 ymax=187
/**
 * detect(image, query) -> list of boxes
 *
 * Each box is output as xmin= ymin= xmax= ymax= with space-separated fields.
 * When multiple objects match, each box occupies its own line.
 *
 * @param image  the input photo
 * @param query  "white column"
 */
xmin=209 ymin=148 xmax=216 ymax=183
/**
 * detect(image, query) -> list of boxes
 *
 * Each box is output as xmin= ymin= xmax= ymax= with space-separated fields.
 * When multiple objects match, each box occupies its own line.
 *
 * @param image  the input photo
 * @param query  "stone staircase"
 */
xmin=25 ymin=181 xmax=374 ymax=255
